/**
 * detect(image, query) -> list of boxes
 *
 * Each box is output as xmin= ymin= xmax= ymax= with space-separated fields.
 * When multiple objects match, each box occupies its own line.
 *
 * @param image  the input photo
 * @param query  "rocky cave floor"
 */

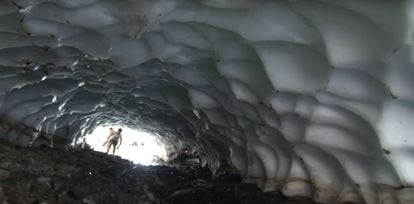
xmin=0 ymin=140 xmax=320 ymax=204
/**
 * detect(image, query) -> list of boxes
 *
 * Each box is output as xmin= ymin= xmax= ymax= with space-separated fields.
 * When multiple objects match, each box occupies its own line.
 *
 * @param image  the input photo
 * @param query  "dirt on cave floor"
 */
xmin=0 ymin=139 xmax=321 ymax=204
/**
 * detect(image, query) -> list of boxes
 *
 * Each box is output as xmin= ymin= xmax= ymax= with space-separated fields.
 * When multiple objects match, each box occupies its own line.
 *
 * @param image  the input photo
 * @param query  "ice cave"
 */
xmin=0 ymin=0 xmax=414 ymax=203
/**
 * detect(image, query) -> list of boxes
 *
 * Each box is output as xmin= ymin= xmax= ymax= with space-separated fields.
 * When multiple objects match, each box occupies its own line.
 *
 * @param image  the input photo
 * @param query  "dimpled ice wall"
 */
xmin=0 ymin=0 xmax=413 ymax=203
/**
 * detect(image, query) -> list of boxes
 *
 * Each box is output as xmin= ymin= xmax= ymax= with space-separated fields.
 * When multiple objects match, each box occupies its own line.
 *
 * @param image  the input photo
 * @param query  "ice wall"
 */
xmin=0 ymin=0 xmax=413 ymax=203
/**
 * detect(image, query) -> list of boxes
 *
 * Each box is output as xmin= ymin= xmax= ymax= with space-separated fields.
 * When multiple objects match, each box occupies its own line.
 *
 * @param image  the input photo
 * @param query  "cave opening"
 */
xmin=84 ymin=125 xmax=168 ymax=166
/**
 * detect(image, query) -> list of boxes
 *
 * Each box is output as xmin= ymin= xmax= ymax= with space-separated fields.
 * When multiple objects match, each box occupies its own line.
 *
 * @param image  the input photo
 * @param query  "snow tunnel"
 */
xmin=0 ymin=0 xmax=414 ymax=203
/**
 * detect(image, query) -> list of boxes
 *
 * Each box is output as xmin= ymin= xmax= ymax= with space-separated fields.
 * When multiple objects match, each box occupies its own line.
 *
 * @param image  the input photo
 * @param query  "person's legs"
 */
xmin=110 ymin=140 xmax=118 ymax=155
xmin=106 ymin=142 xmax=111 ymax=153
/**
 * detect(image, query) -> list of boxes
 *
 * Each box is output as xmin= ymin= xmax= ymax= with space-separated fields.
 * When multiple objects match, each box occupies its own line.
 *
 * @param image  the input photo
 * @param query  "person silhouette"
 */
xmin=105 ymin=128 xmax=123 ymax=155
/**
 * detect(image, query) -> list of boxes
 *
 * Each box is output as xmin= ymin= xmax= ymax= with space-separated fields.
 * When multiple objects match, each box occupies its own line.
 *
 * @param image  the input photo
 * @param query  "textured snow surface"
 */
xmin=0 ymin=0 xmax=414 ymax=203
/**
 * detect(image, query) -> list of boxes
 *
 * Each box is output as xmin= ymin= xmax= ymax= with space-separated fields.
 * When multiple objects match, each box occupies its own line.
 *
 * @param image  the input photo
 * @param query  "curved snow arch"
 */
xmin=0 ymin=0 xmax=413 ymax=203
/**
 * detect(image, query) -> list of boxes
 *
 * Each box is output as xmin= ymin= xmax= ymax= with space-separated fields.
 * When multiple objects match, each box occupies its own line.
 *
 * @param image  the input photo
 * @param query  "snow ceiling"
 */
xmin=0 ymin=0 xmax=413 ymax=203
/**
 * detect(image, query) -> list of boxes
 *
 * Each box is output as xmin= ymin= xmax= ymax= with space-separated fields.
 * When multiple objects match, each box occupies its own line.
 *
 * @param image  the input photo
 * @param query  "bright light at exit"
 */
xmin=85 ymin=126 xmax=167 ymax=165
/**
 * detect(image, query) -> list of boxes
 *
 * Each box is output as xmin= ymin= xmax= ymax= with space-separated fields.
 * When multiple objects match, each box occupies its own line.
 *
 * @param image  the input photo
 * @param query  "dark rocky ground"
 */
xmin=0 ymin=140 xmax=320 ymax=204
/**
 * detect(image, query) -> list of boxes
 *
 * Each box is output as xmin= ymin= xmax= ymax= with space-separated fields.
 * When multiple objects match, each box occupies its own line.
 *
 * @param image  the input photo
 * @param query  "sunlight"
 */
xmin=85 ymin=126 xmax=167 ymax=165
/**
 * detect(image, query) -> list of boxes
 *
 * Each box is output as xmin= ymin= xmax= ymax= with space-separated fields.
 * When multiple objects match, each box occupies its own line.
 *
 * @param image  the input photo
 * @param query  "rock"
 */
xmin=56 ymin=164 xmax=80 ymax=177
xmin=0 ymin=169 xmax=10 ymax=181
xmin=37 ymin=176 xmax=53 ymax=188
xmin=53 ymin=178 xmax=66 ymax=191
xmin=0 ymin=161 xmax=11 ymax=168
xmin=191 ymin=178 xmax=207 ymax=186
xmin=40 ymin=197 xmax=58 ymax=204
xmin=58 ymin=191 xmax=80 ymax=204
xmin=37 ymin=176 xmax=51 ymax=183
xmin=82 ymin=195 xmax=96 ymax=204
xmin=0 ymin=140 xmax=322 ymax=204
xmin=0 ymin=187 xmax=7 ymax=204
xmin=143 ymin=184 xmax=157 ymax=202
xmin=0 ymin=123 xmax=10 ymax=134
xmin=167 ymin=188 xmax=194 ymax=200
